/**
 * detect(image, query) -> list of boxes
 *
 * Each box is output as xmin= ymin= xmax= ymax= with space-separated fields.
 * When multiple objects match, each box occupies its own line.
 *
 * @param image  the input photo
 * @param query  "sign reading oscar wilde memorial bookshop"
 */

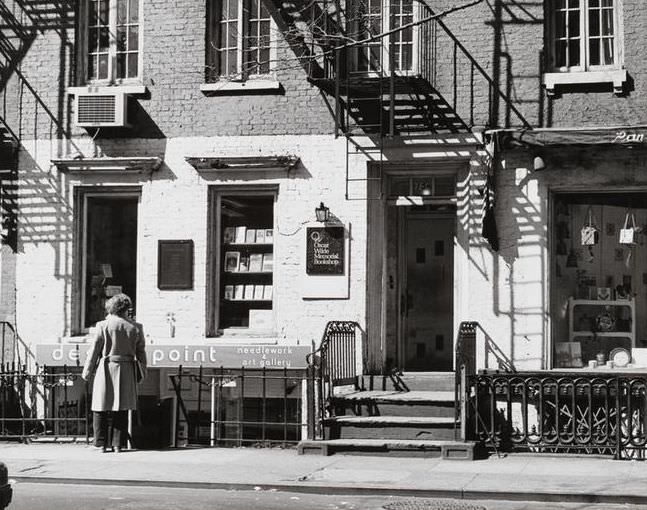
xmin=306 ymin=226 xmax=344 ymax=275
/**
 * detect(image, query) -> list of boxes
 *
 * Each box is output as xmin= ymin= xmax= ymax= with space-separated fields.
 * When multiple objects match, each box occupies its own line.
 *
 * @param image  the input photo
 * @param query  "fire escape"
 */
xmin=303 ymin=0 xmax=531 ymax=199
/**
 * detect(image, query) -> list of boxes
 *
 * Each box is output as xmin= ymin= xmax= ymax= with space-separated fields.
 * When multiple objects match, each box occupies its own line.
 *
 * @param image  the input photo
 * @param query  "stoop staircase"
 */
xmin=298 ymin=322 xmax=479 ymax=459
xmin=299 ymin=372 xmax=476 ymax=459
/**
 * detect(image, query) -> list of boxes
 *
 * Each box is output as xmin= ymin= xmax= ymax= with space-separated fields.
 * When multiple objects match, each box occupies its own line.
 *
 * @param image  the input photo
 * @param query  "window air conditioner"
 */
xmin=75 ymin=91 xmax=130 ymax=128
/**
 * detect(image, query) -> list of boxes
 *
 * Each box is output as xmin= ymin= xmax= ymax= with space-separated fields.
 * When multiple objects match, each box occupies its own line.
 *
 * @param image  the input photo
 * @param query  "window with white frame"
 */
xmin=85 ymin=0 xmax=141 ymax=82
xmin=207 ymin=0 xmax=273 ymax=81
xmin=550 ymin=0 xmax=620 ymax=71
xmin=351 ymin=0 xmax=416 ymax=74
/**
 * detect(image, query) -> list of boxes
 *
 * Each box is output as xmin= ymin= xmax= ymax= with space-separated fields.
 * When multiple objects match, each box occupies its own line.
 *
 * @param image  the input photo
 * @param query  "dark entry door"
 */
xmin=402 ymin=214 xmax=454 ymax=371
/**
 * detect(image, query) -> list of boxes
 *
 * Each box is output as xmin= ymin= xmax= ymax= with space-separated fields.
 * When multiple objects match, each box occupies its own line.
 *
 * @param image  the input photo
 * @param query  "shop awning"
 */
xmin=495 ymin=127 xmax=647 ymax=149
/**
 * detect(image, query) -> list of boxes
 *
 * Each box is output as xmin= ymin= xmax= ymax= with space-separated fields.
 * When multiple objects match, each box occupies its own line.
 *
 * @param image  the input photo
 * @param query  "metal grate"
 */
xmin=383 ymin=499 xmax=486 ymax=510
xmin=77 ymin=95 xmax=117 ymax=124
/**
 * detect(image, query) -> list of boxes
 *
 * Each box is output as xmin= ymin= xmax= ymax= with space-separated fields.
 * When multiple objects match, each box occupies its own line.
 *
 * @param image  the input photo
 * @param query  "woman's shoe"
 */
xmin=114 ymin=446 xmax=122 ymax=453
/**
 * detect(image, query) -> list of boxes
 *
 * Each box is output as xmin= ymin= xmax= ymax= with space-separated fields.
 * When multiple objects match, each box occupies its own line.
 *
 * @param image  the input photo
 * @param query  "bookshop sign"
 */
xmin=36 ymin=344 xmax=311 ymax=368
xmin=306 ymin=226 xmax=344 ymax=275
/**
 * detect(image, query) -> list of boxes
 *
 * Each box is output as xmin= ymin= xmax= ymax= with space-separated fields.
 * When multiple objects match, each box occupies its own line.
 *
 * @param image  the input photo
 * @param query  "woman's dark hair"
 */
xmin=105 ymin=293 xmax=132 ymax=317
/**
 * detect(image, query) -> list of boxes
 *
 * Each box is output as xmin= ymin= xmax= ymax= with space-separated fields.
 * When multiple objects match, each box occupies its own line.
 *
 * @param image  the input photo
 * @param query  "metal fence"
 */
xmin=470 ymin=371 xmax=647 ymax=459
xmin=0 ymin=364 xmax=89 ymax=441
xmin=169 ymin=365 xmax=316 ymax=447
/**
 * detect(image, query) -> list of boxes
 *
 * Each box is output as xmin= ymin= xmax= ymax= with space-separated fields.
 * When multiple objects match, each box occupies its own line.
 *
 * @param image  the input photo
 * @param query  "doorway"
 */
xmin=399 ymin=209 xmax=455 ymax=371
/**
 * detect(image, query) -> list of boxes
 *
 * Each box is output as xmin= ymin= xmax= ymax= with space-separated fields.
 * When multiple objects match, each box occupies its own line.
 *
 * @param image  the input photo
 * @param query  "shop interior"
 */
xmin=551 ymin=193 xmax=647 ymax=369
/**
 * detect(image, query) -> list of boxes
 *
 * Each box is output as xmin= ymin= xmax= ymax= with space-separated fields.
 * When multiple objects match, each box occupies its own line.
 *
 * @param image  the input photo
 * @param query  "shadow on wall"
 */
xmin=467 ymin=149 xmax=546 ymax=369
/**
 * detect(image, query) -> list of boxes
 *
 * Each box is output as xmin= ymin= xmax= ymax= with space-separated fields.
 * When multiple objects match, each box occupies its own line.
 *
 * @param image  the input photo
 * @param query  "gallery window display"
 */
xmin=551 ymin=193 xmax=647 ymax=368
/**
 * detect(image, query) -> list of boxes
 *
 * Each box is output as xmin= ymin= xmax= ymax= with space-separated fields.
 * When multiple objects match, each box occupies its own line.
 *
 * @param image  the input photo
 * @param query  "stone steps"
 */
xmin=298 ymin=438 xmax=476 ymax=459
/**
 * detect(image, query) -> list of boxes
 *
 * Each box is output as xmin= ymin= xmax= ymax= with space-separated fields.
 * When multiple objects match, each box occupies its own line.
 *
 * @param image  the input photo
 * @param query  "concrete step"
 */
xmin=325 ymin=415 xmax=456 ymax=441
xmin=360 ymin=373 xmax=456 ymax=392
xmin=331 ymin=390 xmax=456 ymax=418
xmin=297 ymin=438 xmax=477 ymax=460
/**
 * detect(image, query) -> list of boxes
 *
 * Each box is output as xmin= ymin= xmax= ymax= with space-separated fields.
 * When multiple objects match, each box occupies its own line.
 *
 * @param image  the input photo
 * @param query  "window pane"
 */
xmin=568 ymin=40 xmax=580 ymax=67
xmin=602 ymin=37 xmax=614 ymax=64
xmin=117 ymin=53 xmax=126 ymax=78
xmin=589 ymin=38 xmax=600 ymax=65
xmin=568 ymin=0 xmax=578 ymax=7
xmin=601 ymin=8 xmax=614 ymax=35
xmin=117 ymin=27 xmax=127 ymax=51
xmin=99 ymin=0 xmax=109 ymax=24
xmin=227 ymin=50 xmax=238 ymax=74
xmin=555 ymin=40 xmax=567 ymax=68
xmin=568 ymin=10 xmax=579 ymax=37
xmin=89 ymin=0 xmax=98 ymax=24
xmin=589 ymin=9 xmax=599 ymax=36
xmin=88 ymin=55 xmax=96 ymax=79
xmin=89 ymin=27 xmax=99 ymax=51
xmin=99 ymin=27 xmax=110 ymax=50
xmin=98 ymin=54 xmax=109 ymax=79
xmin=601 ymin=0 xmax=613 ymax=6
xmin=555 ymin=10 xmax=566 ymax=38
xmin=117 ymin=0 xmax=127 ymax=24
xmin=129 ymin=26 xmax=139 ymax=50
xmin=129 ymin=0 xmax=139 ymax=22
xmin=128 ymin=53 xmax=138 ymax=78
xmin=589 ymin=0 xmax=599 ymax=6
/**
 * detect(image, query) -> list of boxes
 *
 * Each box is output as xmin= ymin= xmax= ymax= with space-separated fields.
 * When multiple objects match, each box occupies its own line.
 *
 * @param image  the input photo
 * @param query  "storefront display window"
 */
xmin=551 ymin=193 xmax=647 ymax=368
xmin=80 ymin=191 xmax=139 ymax=329
xmin=211 ymin=191 xmax=275 ymax=334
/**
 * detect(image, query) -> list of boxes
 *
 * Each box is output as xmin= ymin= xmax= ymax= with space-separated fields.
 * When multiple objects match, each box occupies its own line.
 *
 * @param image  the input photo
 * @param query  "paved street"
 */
xmin=8 ymin=483 xmax=647 ymax=510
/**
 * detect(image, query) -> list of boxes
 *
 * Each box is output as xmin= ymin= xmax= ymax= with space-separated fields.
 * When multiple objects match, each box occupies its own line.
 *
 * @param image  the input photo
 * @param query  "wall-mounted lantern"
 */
xmin=315 ymin=202 xmax=330 ymax=223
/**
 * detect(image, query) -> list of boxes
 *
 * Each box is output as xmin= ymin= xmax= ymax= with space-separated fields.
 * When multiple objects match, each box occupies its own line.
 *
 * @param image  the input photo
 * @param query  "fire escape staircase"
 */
xmin=0 ymin=0 xmax=66 ymax=250
xmin=306 ymin=4 xmax=530 ymax=199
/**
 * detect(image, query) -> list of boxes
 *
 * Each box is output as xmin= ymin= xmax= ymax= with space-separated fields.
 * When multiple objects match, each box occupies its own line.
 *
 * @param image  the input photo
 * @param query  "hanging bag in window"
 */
xmin=619 ymin=212 xmax=637 ymax=245
xmin=581 ymin=208 xmax=599 ymax=246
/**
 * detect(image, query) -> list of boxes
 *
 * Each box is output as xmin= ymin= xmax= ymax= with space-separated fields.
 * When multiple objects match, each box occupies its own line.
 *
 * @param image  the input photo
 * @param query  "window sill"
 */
xmin=67 ymin=85 xmax=148 ymax=96
xmin=543 ymin=69 xmax=627 ymax=96
xmin=200 ymin=80 xmax=281 ymax=94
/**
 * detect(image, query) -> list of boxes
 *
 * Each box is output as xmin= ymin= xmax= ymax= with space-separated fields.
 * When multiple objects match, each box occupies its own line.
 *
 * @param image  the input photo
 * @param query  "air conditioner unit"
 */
xmin=75 ymin=91 xmax=130 ymax=128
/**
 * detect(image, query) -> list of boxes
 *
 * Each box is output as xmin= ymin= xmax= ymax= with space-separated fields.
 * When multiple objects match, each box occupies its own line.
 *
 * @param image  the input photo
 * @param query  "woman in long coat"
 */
xmin=82 ymin=293 xmax=147 ymax=452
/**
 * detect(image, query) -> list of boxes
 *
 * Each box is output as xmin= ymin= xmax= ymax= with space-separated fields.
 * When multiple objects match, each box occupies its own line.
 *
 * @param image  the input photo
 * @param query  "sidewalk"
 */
xmin=2 ymin=443 xmax=647 ymax=504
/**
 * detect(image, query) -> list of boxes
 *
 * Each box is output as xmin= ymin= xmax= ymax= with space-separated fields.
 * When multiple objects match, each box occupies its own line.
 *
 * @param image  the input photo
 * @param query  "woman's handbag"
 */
xmin=135 ymin=360 xmax=145 ymax=383
xmin=619 ymin=212 xmax=637 ymax=245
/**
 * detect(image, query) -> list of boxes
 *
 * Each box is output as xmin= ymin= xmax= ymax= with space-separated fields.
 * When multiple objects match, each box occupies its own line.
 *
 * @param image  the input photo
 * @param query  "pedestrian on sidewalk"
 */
xmin=82 ymin=293 xmax=147 ymax=453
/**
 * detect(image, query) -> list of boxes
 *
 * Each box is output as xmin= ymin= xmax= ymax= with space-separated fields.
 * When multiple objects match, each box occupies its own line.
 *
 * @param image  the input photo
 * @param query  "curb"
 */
xmin=10 ymin=476 xmax=647 ymax=505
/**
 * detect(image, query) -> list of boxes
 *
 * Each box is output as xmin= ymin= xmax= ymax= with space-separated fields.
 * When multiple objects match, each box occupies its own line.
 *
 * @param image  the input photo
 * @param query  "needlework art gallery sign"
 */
xmin=37 ymin=344 xmax=311 ymax=368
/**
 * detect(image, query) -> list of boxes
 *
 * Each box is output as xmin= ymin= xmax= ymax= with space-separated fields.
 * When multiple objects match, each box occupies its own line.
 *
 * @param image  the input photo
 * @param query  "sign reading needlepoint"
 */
xmin=306 ymin=226 xmax=345 ymax=275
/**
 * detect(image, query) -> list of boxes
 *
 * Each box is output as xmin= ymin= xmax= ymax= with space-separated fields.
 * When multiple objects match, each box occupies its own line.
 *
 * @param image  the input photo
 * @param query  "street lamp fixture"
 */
xmin=315 ymin=202 xmax=330 ymax=222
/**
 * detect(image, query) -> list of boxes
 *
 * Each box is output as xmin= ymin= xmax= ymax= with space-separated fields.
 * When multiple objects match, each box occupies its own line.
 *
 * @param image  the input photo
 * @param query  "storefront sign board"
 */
xmin=158 ymin=240 xmax=194 ymax=290
xmin=302 ymin=222 xmax=350 ymax=299
xmin=306 ymin=226 xmax=345 ymax=275
xmin=36 ymin=343 xmax=311 ymax=368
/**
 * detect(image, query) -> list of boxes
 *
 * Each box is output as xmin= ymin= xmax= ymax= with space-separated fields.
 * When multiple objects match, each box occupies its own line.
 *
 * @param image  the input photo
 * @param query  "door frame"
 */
xmin=365 ymin=160 xmax=471 ymax=374
xmin=74 ymin=186 xmax=142 ymax=335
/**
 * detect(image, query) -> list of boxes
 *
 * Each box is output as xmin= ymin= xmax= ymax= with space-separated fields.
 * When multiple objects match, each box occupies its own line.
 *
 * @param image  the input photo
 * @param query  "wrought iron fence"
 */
xmin=0 ymin=364 xmax=89 ymax=441
xmin=470 ymin=371 xmax=647 ymax=459
xmin=169 ymin=365 xmax=316 ymax=447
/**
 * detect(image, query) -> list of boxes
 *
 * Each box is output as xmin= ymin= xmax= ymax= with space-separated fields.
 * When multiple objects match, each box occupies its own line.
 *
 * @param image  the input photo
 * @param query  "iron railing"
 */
xmin=470 ymin=372 xmax=647 ymax=459
xmin=169 ymin=365 xmax=315 ymax=447
xmin=307 ymin=321 xmax=360 ymax=436
xmin=0 ymin=364 xmax=89 ymax=441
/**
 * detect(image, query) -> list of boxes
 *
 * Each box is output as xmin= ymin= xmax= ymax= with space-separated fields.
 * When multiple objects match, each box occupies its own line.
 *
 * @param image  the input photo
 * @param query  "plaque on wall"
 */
xmin=306 ymin=226 xmax=345 ymax=275
xmin=158 ymin=240 xmax=194 ymax=290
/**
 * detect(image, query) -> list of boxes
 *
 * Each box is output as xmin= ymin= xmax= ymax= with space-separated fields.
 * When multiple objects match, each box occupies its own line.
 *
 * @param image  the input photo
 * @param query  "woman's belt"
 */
xmin=105 ymin=355 xmax=135 ymax=363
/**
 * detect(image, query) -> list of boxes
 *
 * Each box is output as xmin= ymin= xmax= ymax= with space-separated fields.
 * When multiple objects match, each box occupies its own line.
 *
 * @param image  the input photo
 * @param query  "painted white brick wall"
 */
xmin=15 ymin=135 xmax=367 ymax=356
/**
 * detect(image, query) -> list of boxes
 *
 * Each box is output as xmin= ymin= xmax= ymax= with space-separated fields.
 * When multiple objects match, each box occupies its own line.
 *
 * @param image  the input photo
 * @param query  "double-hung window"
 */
xmin=351 ymin=0 xmax=416 ymax=74
xmin=84 ymin=0 xmax=142 ymax=83
xmin=550 ymin=0 xmax=620 ymax=72
xmin=207 ymin=0 xmax=273 ymax=81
